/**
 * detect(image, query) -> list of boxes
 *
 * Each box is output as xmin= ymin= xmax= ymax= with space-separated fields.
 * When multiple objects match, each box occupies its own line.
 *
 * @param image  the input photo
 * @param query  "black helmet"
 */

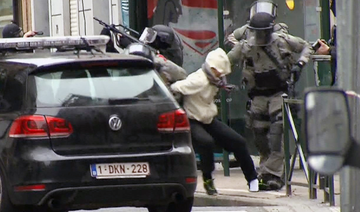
xmin=139 ymin=25 xmax=184 ymax=66
xmin=247 ymin=13 xmax=274 ymax=46
xmin=2 ymin=23 xmax=23 ymax=38
xmin=151 ymin=25 xmax=176 ymax=48
xmin=248 ymin=12 xmax=274 ymax=30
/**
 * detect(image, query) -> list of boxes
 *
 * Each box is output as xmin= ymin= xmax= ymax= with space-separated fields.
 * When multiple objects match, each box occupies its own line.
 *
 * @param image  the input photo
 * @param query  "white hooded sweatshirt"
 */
xmin=170 ymin=48 xmax=231 ymax=124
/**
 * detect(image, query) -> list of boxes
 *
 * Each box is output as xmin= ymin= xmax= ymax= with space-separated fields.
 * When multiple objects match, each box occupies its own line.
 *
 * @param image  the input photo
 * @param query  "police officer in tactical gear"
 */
xmin=2 ymin=22 xmax=36 ymax=38
xmin=141 ymin=24 xmax=184 ymax=67
xmin=138 ymin=25 xmax=187 ymax=104
xmin=227 ymin=12 xmax=312 ymax=191
xmin=139 ymin=25 xmax=186 ymax=84
xmin=225 ymin=0 xmax=289 ymax=98
xmin=225 ymin=0 xmax=289 ymax=189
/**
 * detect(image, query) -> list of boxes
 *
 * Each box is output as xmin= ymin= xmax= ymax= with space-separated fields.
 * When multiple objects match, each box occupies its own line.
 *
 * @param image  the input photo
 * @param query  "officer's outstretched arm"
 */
xmin=154 ymin=55 xmax=187 ymax=83
xmin=225 ymin=33 xmax=239 ymax=48
xmin=225 ymin=25 xmax=248 ymax=49
xmin=233 ymin=25 xmax=248 ymax=41
xmin=227 ymin=40 xmax=247 ymax=65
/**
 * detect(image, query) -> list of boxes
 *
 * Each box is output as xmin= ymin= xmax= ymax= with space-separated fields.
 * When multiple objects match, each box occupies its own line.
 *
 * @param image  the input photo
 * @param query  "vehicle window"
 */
xmin=0 ymin=63 xmax=30 ymax=113
xmin=29 ymin=67 xmax=172 ymax=107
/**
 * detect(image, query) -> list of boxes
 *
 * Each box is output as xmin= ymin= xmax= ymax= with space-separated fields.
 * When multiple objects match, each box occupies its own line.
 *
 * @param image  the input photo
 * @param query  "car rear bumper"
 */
xmin=4 ymin=145 xmax=197 ymax=209
xmin=36 ymin=183 xmax=194 ymax=211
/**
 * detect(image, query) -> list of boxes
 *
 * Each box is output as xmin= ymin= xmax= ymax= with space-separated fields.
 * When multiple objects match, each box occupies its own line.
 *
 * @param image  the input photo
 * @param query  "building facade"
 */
xmin=1 ymin=0 xmax=127 ymax=38
xmin=0 ymin=0 xmax=17 ymax=36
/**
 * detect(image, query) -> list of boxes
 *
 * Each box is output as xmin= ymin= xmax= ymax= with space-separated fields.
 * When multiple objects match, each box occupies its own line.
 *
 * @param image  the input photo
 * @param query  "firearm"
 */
xmin=93 ymin=17 xmax=158 ymax=53
xmin=287 ymin=72 xmax=296 ymax=98
xmin=113 ymin=23 xmax=140 ymax=36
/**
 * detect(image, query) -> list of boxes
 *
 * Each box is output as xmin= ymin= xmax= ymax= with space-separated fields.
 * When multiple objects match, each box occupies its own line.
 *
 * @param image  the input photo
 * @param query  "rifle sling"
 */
xmin=260 ymin=46 xmax=284 ymax=71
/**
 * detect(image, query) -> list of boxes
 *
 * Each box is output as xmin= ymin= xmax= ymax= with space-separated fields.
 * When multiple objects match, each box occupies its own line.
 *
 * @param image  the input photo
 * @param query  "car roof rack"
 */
xmin=0 ymin=35 xmax=109 ymax=55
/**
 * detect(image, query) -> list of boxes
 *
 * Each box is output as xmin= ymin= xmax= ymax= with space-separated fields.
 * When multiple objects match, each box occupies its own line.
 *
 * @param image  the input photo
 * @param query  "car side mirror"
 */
xmin=304 ymin=87 xmax=353 ymax=174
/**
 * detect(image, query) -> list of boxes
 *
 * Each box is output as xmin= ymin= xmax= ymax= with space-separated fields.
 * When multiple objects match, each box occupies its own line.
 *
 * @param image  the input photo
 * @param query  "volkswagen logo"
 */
xmin=109 ymin=115 xmax=122 ymax=131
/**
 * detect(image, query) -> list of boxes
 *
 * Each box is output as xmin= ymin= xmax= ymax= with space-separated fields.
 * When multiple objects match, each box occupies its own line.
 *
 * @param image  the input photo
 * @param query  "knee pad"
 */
xmin=252 ymin=128 xmax=271 ymax=156
xmin=269 ymin=121 xmax=283 ymax=152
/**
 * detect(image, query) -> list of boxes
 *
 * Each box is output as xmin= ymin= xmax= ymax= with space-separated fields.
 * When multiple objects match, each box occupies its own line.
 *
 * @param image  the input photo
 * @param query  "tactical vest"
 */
xmin=245 ymin=33 xmax=296 ymax=94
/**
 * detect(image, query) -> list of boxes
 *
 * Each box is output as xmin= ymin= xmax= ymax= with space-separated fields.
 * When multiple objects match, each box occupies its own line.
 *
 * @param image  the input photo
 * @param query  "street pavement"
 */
xmin=78 ymin=206 xmax=339 ymax=212
xmin=76 ymin=156 xmax=341 ymax=212
xmin=194 ymin=156 xmax=341 ymax=212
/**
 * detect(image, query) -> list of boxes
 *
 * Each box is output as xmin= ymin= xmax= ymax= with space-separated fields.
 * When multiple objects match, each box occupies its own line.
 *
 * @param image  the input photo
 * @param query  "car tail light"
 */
xmin=185 ymin=177 xmax=197 ymax=184
xmin=14 ymin=184 xmax=46 ymax=191
xmin=45 ymin=116 xmax=73 ymax=137
xmin=9 ymin=115 xmax=73 ymax=138
xmin=9 ymin=115 xmax=48 ymax=138
xmin=157 ymin=109 xmax=190 ymax=132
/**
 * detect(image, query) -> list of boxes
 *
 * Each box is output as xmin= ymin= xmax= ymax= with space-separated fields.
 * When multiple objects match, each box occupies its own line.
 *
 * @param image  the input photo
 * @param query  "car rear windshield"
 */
xmin=28 ymin=65 xmax=173 ymax=107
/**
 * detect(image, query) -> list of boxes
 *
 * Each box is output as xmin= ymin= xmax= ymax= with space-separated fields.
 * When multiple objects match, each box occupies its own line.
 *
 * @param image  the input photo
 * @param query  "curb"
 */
xmin=193 ymin=192 xmax=278 ymax=207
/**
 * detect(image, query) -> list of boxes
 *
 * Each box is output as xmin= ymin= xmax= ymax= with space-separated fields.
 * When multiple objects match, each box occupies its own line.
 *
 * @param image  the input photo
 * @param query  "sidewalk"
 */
xmin=193 ymin=156 xmax=341 ymax=212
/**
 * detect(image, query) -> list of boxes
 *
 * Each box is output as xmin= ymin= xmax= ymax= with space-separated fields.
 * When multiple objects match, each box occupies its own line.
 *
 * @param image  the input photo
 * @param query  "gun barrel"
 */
xmin=93 ymin=17 xmax=158 ymax=53
xmin=115 ymin=24 xmax=140 ymax=36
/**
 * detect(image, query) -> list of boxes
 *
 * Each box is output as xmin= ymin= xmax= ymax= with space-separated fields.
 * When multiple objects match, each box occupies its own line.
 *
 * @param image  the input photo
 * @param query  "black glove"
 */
xmin=291 ymin=61 xmax=304 ymax=82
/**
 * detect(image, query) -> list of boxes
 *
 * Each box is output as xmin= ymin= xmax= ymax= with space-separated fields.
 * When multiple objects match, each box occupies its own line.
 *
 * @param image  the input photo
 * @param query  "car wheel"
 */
xmin=0 ymin=172 xmax=23 ymax=212
xmin=147 ymin=205 xmax=167 ymax=212
xmin=27 ymin=205 xmax=69 ymax=212
xmin=167 ymin=197 xmax=193 ymax=212
xmin=148 ymin=197 xmax=194 ymax=212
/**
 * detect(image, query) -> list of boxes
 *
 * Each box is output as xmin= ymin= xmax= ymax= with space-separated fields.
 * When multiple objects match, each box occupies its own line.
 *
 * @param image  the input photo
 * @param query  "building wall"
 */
xmin=21 ymin=0 xmax=32 ymax=32
xmin=0 ymin=0 xmax=15 ymax=37
xmin=31 ymin=0 xmax=50 ymax=36
xmin=13 ymin=0 xmax=126 ymax=37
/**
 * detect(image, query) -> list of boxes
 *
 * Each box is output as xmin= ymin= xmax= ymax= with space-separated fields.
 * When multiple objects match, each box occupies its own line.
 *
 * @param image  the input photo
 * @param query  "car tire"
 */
xmin=0 ymin=171 xmax=23 ymax=212
xmin=27 ymin=205 xmax=69 ymax=212
xmin=148 ymin=197 xmax=194 ymax=212
xmin=167 ymin=197 xmax=194 ymax=212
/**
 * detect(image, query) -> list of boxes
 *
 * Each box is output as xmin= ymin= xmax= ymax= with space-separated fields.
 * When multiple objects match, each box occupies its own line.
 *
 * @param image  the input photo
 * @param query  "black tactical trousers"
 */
xmin=189 ymin=118 xmax=258 ymax=183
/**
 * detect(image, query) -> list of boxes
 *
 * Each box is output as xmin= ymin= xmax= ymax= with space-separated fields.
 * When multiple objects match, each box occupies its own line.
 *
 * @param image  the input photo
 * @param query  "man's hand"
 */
xmin=23 ymin=31 xmax=36 ymax=38
xmin=315 ymin=39 xmax=330 ymax=55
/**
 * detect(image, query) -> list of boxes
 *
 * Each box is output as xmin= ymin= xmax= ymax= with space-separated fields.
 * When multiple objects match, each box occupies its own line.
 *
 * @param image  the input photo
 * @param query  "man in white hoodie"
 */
xmin=171 ymin=48 xmax=259 ymax=195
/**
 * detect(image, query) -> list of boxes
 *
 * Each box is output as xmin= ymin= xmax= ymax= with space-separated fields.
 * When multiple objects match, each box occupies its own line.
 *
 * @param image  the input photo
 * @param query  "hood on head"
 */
xmin=205 ymin=48 xmax=231 ymax=76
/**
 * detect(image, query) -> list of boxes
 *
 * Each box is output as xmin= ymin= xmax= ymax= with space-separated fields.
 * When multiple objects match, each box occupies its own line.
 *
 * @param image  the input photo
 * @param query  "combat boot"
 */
xmin=267 ymin=175 xmax=284 ymax=191
xmin=203 ymin=179 xmax=218 ymax=195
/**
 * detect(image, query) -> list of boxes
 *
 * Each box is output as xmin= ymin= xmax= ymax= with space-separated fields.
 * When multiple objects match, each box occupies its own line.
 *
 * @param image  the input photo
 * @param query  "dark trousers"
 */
xmin=190 ymin=118 xmax=258 ymax=183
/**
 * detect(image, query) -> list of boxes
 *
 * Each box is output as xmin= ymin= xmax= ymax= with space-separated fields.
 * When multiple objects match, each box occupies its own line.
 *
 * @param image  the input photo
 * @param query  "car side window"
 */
xmin=0 ymin=63 xmax=31 ymax=113
xmin=0 ymin=68 xmax=9 ymax=112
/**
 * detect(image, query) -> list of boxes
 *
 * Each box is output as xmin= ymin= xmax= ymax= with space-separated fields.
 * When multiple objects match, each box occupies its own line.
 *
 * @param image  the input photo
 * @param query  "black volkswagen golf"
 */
xmin=0 ymin=36 xmax=197 ymax=212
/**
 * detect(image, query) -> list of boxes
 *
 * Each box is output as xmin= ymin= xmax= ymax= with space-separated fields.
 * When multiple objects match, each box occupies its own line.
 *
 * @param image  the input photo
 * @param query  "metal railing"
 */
xmin=282 ymin=54 xmax=335 ymax=206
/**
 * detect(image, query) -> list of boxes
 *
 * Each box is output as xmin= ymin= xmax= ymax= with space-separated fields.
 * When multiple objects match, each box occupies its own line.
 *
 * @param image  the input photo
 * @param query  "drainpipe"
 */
xmin=12 ymin=0 xmax=20 ymax=24
xmin=320 ymin=0 xmax=330 ymax=41
xmin=317 ymin=0 xmax=332 ymax=85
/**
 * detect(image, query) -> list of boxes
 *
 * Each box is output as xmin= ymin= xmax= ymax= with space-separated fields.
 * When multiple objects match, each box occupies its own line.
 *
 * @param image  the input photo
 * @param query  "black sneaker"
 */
xmin=267 ymin=175 xmax=285 ymax=191
xmin=203 ymin=179 xmax=218 ymax=195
